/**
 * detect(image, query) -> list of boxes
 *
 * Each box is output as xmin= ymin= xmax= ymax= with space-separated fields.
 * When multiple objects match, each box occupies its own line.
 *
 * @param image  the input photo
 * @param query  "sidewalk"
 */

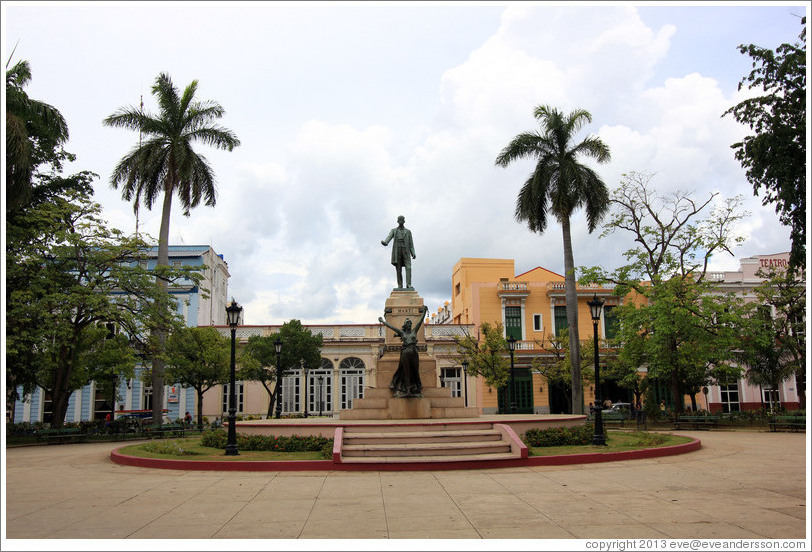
xmin=3 ymin=430 xmax=808 ymax=543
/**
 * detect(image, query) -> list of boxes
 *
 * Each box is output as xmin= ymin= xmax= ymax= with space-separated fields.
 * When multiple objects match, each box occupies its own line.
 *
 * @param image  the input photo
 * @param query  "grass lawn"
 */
xmin=116 ymin=431 xmax=692 ymax=462
xmin=118 ymin=438 xmax=326 ymax=461
xmin=528 ymin=431 xmax=694 ymax=457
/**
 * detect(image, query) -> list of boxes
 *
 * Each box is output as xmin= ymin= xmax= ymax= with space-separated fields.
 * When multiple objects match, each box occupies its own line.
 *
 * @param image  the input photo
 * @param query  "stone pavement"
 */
xmin=3 ymin=430 xmax=808 ymax=543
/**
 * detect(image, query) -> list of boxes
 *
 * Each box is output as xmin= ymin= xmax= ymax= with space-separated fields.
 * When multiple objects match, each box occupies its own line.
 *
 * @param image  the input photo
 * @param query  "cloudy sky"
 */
xmin=4 ymin=1 xmax=806 ymax=326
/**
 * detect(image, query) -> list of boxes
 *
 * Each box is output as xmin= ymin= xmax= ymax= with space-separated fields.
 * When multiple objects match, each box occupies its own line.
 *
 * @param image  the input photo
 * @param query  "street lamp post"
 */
xmin=588 ymin=294 xmax=607 ymax=446
xmin=274 ymin=337 xmax=283 ymax=419
xmin=507 ymin=335 xmax=517 ymax=414
xmin=317 ymin=376 xmax=324 ymax=416
xmin=302 ymin=360 xmax=310 ymax=418
xmin=461 ymin=360 xmax=469 ymax=408
xmin=225 ymin=299 xmax=243 ymax=456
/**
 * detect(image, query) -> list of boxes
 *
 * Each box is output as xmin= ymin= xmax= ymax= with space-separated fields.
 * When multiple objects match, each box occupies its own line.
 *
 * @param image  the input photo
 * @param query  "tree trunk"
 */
xmin=196 ymin=388 xmax=205 ymax=430
xmin=49 ymin=346 xmax=75 ymax=428
xmin=151 ymin=183 xmax=174 ymax=427
xmin=560 ymin=215 xmax=583 ymax=414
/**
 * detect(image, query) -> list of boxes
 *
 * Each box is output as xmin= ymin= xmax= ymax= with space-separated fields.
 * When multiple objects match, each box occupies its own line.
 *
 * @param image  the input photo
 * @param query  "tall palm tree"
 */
xmin=6 ymin=59 xmax=70 ymax=211
xmin=104 ymin=73 xmax=240 ymax=424
xmin=495 ymin=105 xmax=610 ymax=415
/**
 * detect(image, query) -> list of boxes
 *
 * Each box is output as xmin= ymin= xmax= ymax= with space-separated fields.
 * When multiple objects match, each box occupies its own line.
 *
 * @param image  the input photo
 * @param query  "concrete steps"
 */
xmin=335 ymin=423 xmax=528 ymax=464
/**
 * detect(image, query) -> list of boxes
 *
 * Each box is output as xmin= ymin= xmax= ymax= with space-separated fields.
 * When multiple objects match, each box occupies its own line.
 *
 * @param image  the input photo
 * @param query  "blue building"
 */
xmin=12 ymin=245 xmax=230 ymax=424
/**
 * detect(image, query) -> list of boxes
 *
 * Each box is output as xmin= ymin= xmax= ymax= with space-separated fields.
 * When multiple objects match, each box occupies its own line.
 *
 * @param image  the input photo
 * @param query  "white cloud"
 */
xmin=4 ymin=3 xmax=801 ymax=325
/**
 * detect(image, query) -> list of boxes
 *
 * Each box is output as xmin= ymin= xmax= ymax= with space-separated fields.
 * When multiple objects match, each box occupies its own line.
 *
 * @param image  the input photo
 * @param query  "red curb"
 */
xmin=110 ymin=437 xmax=701 ymax=471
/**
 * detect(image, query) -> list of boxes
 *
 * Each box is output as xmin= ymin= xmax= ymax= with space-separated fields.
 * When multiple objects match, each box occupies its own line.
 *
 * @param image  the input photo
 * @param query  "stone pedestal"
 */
xmin=339 ymin=288 xmax=479 ymax=420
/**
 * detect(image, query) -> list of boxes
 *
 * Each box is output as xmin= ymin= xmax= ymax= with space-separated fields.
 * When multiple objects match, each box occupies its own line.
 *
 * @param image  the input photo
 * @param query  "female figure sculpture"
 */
xmin=379 ymin=305 xmax=429 ymax=398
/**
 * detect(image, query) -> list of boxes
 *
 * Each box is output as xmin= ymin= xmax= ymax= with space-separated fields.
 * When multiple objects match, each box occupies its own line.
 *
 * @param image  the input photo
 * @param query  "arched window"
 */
xmin=339 ymin=357 xmax=365 ymax=409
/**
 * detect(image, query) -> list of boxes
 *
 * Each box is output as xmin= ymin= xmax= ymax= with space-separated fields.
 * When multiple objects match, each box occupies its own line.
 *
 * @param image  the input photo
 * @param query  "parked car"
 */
xmin=602 ymin=402 xmax=632 ymax=418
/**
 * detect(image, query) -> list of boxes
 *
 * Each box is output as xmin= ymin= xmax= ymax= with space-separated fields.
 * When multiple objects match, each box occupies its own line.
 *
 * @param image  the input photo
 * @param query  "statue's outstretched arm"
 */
xmin=379 ymin=316 xmax=399 ymax=334
xmin=412 ymin=305 xmax=429 ymax=332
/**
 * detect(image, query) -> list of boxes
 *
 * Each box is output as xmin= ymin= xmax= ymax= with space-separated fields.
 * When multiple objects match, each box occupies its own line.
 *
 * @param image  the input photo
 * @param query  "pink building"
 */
xmin=702 ymin=252 xmax=804 ymax=412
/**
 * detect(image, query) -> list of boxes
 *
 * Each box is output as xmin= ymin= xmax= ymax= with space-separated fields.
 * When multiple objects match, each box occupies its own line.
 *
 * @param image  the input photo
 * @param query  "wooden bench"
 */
xmin=673 ymin=415 xmax=719 ymax=430
xmin=768 ymin=415 xmax=806 ymax=432
xmin=35 ymin=428 xmax=86 ymax=444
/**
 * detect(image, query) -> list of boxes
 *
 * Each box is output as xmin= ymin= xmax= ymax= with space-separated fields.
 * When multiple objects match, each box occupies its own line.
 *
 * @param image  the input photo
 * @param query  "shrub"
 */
xmin=523 ymin=424 xmax=594 ymax=447
xmin=200 ymin=429 xmax=332 ymax=453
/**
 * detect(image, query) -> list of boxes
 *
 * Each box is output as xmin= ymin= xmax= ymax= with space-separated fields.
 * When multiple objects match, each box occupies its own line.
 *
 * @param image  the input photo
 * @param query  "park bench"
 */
xmin=673 ymin=415 xmax=718 ymax=430
xmin=768 ymin=415 xmax=806 ymax=432
xmin=35 ymin=427 xmax=86 ymax=444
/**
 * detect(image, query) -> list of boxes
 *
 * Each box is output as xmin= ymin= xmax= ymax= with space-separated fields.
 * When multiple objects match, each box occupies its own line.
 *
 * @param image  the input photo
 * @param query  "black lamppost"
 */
xmin=274 ymin=337 xmax=283 ymax=419
xmin=317 ymin=376 xmax=324 ymax=416
xmin=461 ymin=360 xmax=469 ymax=407
xmin=588 ymin=294 xmax=607 ymax=446
xmin=507 ymin=335 xmax=517 ymax=414
xmin=301 ymin=359 xmax=310 ymax=418
xmin=225 ymin=299 xmax=243 ymax=456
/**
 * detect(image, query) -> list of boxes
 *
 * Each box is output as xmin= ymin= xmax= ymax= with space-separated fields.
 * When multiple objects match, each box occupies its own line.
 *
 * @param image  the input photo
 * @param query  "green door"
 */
xmin=505 ymin=306 xmax=522 ymax=341
xmin=497 ymin=368 xmax=534 ymax=414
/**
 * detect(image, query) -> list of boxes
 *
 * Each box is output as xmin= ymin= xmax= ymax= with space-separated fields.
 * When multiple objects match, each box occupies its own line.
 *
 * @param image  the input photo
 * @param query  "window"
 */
xmin=762 ymin=387 xmax=780 ymax=412
xmin=143 ymin=386 xmax=153 ymax=413
xmin=455 ymin=283 xmax=461 ymax=296
xmin=282 ymin=371 xmax=300 ymax=413
xmin=94 ymin=387 xmax=114 ymax=420
xmin=720 ymin=383 xmax=740 ymax=413
xmin=221 ymin=382 xmax=244 ymax=415
xmin=554 ymin=306 xmax=568 ymax=335
xmin=340 ymin=357 xmax=365 ymax=410
xmin=505 ymin=306 xmax=522 ymax=340
xmin=603 ymin=305 xmax=619 ymax=340
xmin=441 ymin=367 xmax=462 ymax=398
xmin=42 ymin=391 xmax=54 ymax=424
xmin=533 ymin=314 xmax=543 ymax=332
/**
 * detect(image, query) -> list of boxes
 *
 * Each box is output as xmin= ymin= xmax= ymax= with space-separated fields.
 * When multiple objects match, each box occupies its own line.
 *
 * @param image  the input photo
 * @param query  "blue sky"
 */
xmin=3 ymin=1 xmax=807 ymax=326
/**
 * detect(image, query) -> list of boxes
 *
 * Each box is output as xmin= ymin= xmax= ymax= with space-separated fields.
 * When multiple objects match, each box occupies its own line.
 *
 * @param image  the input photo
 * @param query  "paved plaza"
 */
xmin=3 ymin=430 xmax=808 ymax=542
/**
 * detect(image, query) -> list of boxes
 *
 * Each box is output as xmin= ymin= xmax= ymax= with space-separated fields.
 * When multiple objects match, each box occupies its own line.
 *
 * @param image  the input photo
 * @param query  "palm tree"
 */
xmin=495 ymin=105 xmax=610 ymax=415
xmin=104 ymin=73 xmax=240 ymax=424
xmin=6 ymin=59 xmax=69 ymax=211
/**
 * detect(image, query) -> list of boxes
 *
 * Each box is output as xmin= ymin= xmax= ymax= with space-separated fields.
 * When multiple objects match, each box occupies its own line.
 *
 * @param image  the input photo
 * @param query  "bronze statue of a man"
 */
xmin=379 ymin=305 xmax=428 ymax=397
xmin=381 ymin=215 xmax=415 ymax=290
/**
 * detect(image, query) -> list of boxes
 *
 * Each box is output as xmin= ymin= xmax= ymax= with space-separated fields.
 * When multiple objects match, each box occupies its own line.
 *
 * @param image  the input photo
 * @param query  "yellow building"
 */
xmin=451 ymin=258 xmax=622 ymax=414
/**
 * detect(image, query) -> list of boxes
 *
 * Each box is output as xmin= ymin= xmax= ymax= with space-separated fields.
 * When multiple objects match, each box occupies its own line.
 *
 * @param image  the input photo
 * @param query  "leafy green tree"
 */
xmin=740 ymin=267 xmax=806 ymax=408
xmin=165 ymin=327 xmax=230 ymax=429
xmin=5 ymin=59 xmax=70 ymax=211
xmin=495 ymin=105 xmax=611 ymax=414
xmin=580 ymin=172 xmax=748 ymax=411
xmin=455 ymin=322 xmax=511 ymax=411
xmin=104 ymin=73 xmax=240 ymax=423
xmin=240 ymin=320 xmax=323 ymax=418
xmin=6 ymin=182 xmax=194 ymax=427
xmin=724 ymin=17 xmax=806 ymax=270
xmin=532 ymin=329 xmax=596 ymax=414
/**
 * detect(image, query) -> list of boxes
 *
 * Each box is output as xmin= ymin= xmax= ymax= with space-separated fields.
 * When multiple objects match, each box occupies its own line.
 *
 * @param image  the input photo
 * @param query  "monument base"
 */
xmin=339 ymin=287 xmax=479 ymax=420
xmin=340 ymin=387 xmax=480 ymax=420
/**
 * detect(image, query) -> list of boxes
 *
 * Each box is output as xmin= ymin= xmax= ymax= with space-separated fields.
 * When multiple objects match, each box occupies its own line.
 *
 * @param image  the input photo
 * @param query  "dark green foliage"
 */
xmin=200 ymin=429 xmax=332 ymax=453
xmin=724 ymin=17 xmax=806 ymax=270
xmin=522 ymin=424 xmax=594 ymax=447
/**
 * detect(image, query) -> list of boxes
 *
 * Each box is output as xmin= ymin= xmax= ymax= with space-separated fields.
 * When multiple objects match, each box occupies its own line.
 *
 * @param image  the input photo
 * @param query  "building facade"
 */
xmin=451 ymin=258 xmax=623 ymax=414
xmin=702 ymin=252 xmax=804 ymax=412
xmin=451 ymin=254 xmax=804 ymax=415
xmin=202 ymin=322 xmax=476 ymax=420
xmin=12 ymin=245 xmax=231 ymax=424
